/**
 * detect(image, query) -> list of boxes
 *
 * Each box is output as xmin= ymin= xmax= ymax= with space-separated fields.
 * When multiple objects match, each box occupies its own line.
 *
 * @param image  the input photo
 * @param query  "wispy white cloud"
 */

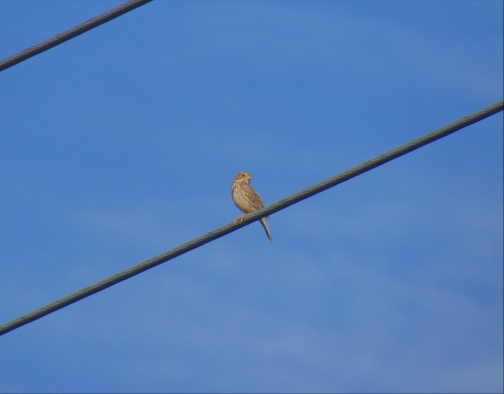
xmin=0 ymin=1 xmax=501 ymax=392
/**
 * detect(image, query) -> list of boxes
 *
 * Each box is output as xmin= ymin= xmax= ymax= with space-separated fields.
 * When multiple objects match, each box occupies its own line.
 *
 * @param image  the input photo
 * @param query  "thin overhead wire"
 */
xmin=0 ymin=0 xmax=152 ymax=73
xmin=0 ymin=100 xmax=502 ymax=336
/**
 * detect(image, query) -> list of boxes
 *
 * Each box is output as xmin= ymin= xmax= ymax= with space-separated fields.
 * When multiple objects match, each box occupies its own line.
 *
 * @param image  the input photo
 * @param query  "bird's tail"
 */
xmin=259 ymin=217 xmax=273 ymax=242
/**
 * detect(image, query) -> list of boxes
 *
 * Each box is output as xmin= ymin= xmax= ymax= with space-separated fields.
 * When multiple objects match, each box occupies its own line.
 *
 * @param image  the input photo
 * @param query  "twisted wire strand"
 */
xmin=0 ymin=100 xmax=502 ymax=336
xmin=0 ymin=0 xmax=152 ymax=72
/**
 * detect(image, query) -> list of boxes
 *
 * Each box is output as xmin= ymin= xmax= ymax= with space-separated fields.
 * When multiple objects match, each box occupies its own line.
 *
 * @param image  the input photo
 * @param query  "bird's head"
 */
xmin=234 ymin=171 xmax=252 ymax=183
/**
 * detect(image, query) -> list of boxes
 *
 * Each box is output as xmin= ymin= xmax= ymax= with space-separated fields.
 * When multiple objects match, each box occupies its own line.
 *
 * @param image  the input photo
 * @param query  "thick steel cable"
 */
xmin=0 ymin=100 xmax=502 ymax=336
xmin=0 ymin=0 xmax=152 ymax=73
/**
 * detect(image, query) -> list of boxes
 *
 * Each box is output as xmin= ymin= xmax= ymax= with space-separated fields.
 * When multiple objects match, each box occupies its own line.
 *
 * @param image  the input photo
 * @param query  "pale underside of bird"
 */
xmin=231 ymin=171 xmax=272 ymax=242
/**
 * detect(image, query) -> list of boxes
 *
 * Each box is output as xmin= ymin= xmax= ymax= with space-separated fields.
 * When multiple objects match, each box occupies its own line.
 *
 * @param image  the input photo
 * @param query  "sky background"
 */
xmin=0 ymin=1 xmax=502 ymax=392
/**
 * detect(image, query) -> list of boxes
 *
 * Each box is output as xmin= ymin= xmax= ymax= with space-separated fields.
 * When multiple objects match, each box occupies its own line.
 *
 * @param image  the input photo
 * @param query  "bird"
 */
xmin=231 ymin=171 xmax=272 ymax=242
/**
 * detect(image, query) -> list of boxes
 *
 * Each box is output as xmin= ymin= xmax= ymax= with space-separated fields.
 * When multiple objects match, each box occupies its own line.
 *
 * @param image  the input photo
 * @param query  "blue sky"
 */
xmin=0 ymin=1 xmax=502 ymax=392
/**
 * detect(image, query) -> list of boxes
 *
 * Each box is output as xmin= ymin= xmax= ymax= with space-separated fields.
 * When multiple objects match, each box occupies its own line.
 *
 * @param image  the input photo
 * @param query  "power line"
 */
xmin=0 ymin=100 xmax=502 ymax=336
xmin=0 ymin=0 xmax=152 ymax=73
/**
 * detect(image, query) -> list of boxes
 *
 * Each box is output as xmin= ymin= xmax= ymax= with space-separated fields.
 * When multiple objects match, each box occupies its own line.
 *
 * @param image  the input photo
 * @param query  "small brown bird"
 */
xmin=232 ymin=171 xmax=272 ymax=242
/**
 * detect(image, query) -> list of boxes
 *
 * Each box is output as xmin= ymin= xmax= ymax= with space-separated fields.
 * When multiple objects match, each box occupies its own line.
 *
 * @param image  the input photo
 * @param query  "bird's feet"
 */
xmin=233 ymin=213 xmax=251 ymax=225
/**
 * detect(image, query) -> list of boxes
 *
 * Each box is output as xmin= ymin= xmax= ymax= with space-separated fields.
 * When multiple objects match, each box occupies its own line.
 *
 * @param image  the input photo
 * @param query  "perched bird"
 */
xmin=231 ymin=171 xmax=272 ymax=242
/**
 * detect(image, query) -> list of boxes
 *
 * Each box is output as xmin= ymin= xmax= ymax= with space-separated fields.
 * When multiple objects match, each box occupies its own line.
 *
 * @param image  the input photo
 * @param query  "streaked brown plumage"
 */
xmin=232 ymin=171 xmax=272 ymax=242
